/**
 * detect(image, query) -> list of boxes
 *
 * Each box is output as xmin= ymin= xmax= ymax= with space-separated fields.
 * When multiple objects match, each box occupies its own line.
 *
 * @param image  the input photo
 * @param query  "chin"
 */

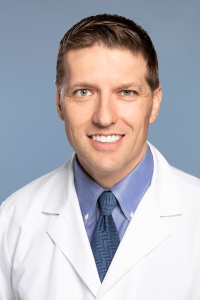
xmin=88 ymin=157 xmax=126 ymax=174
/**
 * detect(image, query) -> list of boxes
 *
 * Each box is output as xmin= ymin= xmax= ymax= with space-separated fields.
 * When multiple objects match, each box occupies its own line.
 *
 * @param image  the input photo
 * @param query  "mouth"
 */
xmin=89 ymin=135 xmax=124 ymax=143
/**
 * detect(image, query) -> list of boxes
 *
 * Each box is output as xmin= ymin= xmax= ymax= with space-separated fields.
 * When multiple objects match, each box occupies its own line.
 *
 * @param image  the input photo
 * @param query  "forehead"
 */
xmin=63 ymin=45 xmax=148 ymax=87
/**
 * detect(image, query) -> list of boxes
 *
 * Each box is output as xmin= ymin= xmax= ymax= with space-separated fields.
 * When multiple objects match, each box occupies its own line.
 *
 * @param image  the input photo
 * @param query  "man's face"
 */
xmin=56 ymin=45 xmax=162 ymax=186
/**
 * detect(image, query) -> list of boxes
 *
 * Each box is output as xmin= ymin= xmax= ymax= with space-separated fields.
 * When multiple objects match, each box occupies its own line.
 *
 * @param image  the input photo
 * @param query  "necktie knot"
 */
xmin=99 ymin=191 xmax=117 ymax=216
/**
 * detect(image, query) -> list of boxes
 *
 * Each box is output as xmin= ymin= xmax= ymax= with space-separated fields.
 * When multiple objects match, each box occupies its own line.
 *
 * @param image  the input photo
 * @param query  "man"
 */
xmin=0 ymin=14 xmax=200 ymax=300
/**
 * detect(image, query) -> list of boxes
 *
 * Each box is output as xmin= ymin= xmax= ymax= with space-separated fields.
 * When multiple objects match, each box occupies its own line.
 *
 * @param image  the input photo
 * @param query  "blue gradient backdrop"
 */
xmin=1 ymin=0 xmax=200 ymax=203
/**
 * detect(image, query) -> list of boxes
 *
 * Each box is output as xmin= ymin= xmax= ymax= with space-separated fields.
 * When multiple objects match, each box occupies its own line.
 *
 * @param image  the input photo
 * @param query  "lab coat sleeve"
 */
xmin=0 ymin=202 xmax=16 ymax=300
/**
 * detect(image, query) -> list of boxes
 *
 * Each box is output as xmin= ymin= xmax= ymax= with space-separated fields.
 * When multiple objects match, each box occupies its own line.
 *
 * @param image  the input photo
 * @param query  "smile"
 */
xmin=90 ymin=135 xmax=123 ymax=143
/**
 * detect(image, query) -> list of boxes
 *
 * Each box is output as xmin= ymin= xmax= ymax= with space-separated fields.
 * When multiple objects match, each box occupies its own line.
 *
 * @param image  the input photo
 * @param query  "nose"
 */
xmin=93 ymin=93 xmax=117 ymax=127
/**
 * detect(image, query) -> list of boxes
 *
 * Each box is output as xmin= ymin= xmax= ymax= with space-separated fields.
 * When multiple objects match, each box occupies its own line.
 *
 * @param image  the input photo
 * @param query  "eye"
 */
xmin=75 ymin=89 xmax=92 ymax=97
xmin=120 ymin=90 xmax=135 ymax=97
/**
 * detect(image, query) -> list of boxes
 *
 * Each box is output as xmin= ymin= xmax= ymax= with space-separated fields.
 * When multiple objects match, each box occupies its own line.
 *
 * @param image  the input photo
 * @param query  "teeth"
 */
xmin=91 ymin=135 xmax=123 ymax=143
xmin=107 ymin=136 xmax=111 ymax=142
xmin=111 ymin=135 xmax=114 ymax=142
xmin=101 ymin=136 xmax=106 ymax=142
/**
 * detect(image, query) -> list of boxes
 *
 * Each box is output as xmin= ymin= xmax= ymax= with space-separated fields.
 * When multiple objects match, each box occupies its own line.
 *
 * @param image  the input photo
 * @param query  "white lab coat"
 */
xmin=1 ymin=143 xmax=200 ymax=300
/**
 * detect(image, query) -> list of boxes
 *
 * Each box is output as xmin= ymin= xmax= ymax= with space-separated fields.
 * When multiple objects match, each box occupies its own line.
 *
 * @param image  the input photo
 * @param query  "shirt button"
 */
xmin=84 ymin=213 xmax=89 ymax=221
xmin=130 ymin=212 xmax=134 ymax=219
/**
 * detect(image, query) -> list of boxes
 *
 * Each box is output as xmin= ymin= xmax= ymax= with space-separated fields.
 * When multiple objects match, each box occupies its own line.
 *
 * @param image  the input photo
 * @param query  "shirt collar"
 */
xmin=74 ymin=145 xmax=153 ymax=223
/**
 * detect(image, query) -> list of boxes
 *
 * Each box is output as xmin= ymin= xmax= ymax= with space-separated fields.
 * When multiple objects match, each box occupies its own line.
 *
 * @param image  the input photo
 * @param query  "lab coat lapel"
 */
xmin=97 ymin=143 xmax=182 ymax=299
xmin=43 ymin=156 xmax=101 ymax=297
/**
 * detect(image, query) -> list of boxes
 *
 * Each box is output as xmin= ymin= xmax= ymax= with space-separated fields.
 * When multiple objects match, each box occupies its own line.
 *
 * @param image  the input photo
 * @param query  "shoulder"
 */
xmin=171 ymin=166 xmax=200 ymax=210
xmin=0 ymin=155 xmax=75 ymax=221
xmin=172 ymin=166 xmax=200 ymax=189
xmin=0 ymin=167 xmax=59 ymax=223
xmin=149 ymin=142 xmax=200 ymax=192
xmin=148 ymin=142 xmax=200 ymax=212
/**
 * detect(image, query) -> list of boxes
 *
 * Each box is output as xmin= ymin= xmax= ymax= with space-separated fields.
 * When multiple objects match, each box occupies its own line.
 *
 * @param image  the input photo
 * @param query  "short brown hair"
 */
xmin=56 ymin=14 xmax=159 ymax=91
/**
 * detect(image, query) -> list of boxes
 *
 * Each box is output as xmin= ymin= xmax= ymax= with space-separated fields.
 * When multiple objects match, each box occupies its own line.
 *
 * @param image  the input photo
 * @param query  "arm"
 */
xmin=0 ymin=203 xmax=16 ymax=300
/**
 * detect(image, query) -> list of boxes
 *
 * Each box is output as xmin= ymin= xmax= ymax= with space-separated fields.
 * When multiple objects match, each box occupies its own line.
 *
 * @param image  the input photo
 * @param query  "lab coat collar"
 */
xmin=42 ymin=154 xmax=76 ymax=215
xmin=148 ymin=142 xmax=182 ymax=216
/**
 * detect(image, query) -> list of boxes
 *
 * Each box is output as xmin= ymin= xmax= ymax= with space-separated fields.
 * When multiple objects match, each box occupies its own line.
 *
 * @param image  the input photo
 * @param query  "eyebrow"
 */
xmin=115 ymin=83 xmax=143 ymax=92
xmin=68 ymin=82 xmax=99 ymax=90
xmin=66 ymin=82 xmax=143 ymax=92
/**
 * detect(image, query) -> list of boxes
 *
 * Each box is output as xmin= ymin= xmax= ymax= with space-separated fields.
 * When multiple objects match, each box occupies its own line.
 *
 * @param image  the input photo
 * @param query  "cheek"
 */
xmin=63 ymin=103 xmax=91 ymax=137
xmin=118 ymin=102 xmax=151 ymax=129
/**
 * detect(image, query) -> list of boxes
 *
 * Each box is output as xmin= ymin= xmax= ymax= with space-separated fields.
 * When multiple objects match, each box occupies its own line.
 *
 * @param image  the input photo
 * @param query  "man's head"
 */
xmin=55 ymin=14 xmax=159 ymax=92
xmin=55 ymin=14 xmax=162 ymax=188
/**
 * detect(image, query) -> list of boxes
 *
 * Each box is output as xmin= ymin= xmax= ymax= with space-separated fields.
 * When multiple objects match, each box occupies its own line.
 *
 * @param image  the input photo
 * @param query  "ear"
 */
xmin=149 ymin=85 xmax=162 ymax=123
xmin=56 ymin=90 xmax=64 ymax=121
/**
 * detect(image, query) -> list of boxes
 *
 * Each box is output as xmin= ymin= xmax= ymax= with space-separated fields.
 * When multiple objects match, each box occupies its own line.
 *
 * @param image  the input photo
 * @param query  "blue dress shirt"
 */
xmin=74 ymin=146 xmax=153 ymax=242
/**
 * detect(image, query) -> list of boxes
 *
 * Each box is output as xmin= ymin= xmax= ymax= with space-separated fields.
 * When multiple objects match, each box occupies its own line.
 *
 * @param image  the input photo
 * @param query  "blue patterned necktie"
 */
xmin=91 ymin=191 xmax=120 ymax=282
